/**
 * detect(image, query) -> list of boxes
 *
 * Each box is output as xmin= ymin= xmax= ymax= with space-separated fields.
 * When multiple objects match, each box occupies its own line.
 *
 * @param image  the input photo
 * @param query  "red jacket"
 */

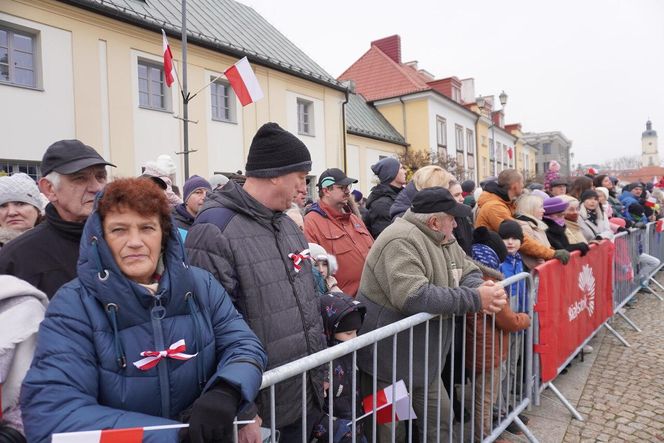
xmin=304 ymin=201 xmax=373 ymax=296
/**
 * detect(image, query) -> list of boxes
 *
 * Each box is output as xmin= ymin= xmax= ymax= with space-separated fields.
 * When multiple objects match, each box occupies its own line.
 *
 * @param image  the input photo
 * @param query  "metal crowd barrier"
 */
xmin=237 ymin=272 xmax=537 ymax=443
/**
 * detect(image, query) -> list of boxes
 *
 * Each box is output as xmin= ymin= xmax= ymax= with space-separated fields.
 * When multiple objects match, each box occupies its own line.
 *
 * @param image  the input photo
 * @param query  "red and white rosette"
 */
xmin=133 ymin=339 xmax=197 ymax=371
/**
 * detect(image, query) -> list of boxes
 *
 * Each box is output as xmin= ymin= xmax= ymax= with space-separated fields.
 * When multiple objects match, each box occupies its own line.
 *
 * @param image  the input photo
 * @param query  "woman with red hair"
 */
xmin=21 ymin=178 xmax=267 ymax=443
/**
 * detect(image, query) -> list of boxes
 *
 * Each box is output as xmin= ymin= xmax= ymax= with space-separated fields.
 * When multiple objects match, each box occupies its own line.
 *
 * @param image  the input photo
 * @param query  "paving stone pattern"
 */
xmin=562 ymin=289 xmax=664 ymax=442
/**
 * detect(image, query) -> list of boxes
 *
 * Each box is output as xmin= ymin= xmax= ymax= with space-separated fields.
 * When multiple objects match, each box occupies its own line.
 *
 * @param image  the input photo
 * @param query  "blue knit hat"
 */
xmin=183 ymin=175 xmax=211 ymax=203
xmin=371 ymin=157 xmax=400 ymax=184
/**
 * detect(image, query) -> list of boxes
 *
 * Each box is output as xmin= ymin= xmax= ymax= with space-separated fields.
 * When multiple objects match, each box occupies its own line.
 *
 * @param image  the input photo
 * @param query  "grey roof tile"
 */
xmin=59 ymin=0 xmax=343 ymax=89
xmin=346 ymin=93 xmax=407 ymax=146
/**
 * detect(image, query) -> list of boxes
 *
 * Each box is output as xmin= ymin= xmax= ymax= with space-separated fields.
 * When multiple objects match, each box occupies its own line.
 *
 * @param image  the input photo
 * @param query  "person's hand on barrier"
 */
xmin=617 ymin=226 xmax=628 ymax=233
xmin=238 ymin=414 xmax=263 ymax=443
xmin=478 ymin=281 xmax=507 ymax=314
xmin=187 ymin=381 xmax=241 ymax=443
xmin=553 ymin=249 xmax=570 ymax=264
xmin=577 ymin=243 xmax=590 ymax=256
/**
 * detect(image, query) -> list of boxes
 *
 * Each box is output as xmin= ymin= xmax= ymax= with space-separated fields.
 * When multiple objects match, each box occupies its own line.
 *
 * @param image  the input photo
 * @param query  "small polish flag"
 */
xmin=161 ymin=29 xmax=177 ymax=88
xmin=645 ymin=196 xmax=657 ymax=208
xmin=361 ymin=380 xmax=417 ymax=424
xmin=52 ymin=424 xmax=188 ymax=442
xmin=657 ymin=219 xmax=664 ymax=233
xmin=52 ymin=428 xmax=143 ymax=443
xmin=224 ymin=57 xmax=264 ymax=106
xmin=507 ymin=147 xmax=513 ymax=160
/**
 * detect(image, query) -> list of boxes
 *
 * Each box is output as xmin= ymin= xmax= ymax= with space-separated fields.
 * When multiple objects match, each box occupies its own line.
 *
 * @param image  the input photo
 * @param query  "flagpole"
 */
xmin=180 ymin=0 xmax=190 ymax=180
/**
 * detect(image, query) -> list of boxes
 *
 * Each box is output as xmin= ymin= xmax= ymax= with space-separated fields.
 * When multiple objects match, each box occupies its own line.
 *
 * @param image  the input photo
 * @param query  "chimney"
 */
xmin=371 ymin=35 xmax=401 ymax=64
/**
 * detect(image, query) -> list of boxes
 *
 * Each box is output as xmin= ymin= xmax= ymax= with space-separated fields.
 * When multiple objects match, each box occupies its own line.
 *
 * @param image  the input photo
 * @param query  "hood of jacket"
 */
xmin=201 ymin=180 xmax=287 ymax=230
xmin=389 ymin=181 xmax=417 ymax=219
xmin=366 ymin=183 xmax=401 ymax=210
xmin=516 ymin=213 xmax=548 ymax=232
xmin=0 ymin=274 xmax=48 ymax=308
xmin=481 ymin=181 xmax=511 ymax=203
xmin=319 ymin=292 xmax=366 ymax=346
xmin=77 ymin=196 xmax=195 ymax=330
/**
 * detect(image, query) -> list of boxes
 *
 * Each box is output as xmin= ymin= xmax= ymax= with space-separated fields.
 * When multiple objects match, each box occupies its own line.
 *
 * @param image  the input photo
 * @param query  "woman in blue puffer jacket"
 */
xmin=20 ymin=178 xmax=267 ymax=443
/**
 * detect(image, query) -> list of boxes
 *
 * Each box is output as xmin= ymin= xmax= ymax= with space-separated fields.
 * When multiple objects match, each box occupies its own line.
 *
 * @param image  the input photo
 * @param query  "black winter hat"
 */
xmin=411 ymin=186 xmax=471 ymax=217
xmin=336 ymin=310 xmax=363 ymax=333
xmin=371 ymin=157 xmax=400 ymax=184
xmin=580 ymin=189 xmax=599 ymax=202
xmin=461 ymin=180 xmax=476 ymax=193
xmin=245 ymin=123 xmax=312 ymax=178
xmin=473 ymin=226 xmax=508 ymax=262
xmin=498 ymin=220 xmax=524 ymax=242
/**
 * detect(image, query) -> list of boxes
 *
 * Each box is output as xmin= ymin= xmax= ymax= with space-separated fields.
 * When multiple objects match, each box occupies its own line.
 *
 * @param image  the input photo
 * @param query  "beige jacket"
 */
xmin=515 ymin=214 xmax=552 ymax=270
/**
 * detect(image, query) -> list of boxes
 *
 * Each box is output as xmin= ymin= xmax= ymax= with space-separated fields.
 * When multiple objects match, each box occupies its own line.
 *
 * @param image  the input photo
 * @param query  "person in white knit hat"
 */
xmin=0 ymin=173 xmax=44 ymax=248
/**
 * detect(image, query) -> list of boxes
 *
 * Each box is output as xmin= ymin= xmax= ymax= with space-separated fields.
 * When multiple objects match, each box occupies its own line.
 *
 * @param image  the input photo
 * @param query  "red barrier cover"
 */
xmin=533 ymin=241 xmax=614 ymax=382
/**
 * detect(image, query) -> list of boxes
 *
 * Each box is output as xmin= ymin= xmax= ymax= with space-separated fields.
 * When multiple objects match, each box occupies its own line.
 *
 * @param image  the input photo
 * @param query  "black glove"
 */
xmin=182 ymin=382 xmax=241 ymax=443
xmin=0 ymin=425 xmax=26 ymax=443
xmin=575 ymin=243 xmax=590 ymax=257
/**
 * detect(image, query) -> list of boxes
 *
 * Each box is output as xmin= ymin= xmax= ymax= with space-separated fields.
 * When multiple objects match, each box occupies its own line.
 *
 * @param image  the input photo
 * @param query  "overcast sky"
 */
xmin=241 ymin=0 xmax=664 ymax=167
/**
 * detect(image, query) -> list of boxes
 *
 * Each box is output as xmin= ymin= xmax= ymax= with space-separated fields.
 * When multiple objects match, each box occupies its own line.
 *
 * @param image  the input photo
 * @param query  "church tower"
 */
xmin=642 ymin=120 xmax=659 ymax=167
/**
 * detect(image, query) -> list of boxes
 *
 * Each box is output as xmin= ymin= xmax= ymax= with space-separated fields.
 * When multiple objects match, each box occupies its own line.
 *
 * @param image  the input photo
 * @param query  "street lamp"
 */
xmin=477 ymin=91 xmax=508 ymax=177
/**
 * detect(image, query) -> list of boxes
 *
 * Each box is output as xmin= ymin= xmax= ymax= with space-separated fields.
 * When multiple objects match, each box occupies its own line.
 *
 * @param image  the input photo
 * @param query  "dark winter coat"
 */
xmin=185 ymin=180 xmax=326 ymax=428
xmin=20 ymin=200 xmax=267 ymax=443
xmin=365 ymin=184 xmax=401 ymax=238
xmin=312 ymin=293 xmax=366 ymax=443
xmin=0 ymin=203 xmax=83 ymax=299
xmin=173 ymin=203 xmax=194 ymax=231
xmin=542 ymin=218 xmax=590 ymax=256
xmin=389 ymin=181 xmax=417 ymax=220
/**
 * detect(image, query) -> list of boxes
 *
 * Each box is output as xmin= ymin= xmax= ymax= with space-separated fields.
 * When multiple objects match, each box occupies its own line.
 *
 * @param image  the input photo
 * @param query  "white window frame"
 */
xmin=297 ymin=98 xmax=314 ymax=136
xmin=210 ymin=78 xmax=236 ymax=123
xmin=0 ymin=159 xmax=41 ymax=180
xmin=137 ymin=59 xmax=170 ymax=112
xmin=455 ymin=124 xmax=464 ymax=153
xmin=466 ymin=129 xmax=475 ymax=154
xmin=0 ymin=24 xmax=39 ymax=88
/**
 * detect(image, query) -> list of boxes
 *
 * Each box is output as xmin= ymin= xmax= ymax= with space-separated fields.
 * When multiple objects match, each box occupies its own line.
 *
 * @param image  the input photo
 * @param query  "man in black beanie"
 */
xmin=185 ymin=122 xmax=326 ymax=441
xmin=365 ymin=157 xmax=407 ymax=238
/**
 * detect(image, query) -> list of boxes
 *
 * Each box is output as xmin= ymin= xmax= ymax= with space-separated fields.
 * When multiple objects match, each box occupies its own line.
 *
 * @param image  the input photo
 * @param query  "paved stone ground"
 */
xmin=562 ymin=288 xmax=664 ymax=442
xmin=502 ymin=273 xmax=664 ymax=443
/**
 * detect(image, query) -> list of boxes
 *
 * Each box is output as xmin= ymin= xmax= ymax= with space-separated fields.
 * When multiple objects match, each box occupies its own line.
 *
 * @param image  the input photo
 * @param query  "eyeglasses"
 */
xmin=333 ymin=184 xmax=351 ymax=192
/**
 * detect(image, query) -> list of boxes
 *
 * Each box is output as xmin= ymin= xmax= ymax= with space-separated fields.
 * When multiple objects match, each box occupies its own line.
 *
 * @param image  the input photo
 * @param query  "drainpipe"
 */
xmin=399 ymin=97 xmax=407 ymax=141
xmin=342 ymin=89 xmax=349 ymax=173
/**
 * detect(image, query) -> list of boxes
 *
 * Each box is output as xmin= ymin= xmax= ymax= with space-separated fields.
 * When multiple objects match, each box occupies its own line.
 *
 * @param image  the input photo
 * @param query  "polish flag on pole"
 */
xmin=224 ymin=57 xmax=264 ymax=106
xmin=507 ymin=146 xmax=513 ymax=160
xmin=161 ymin=29 xmax=177 ymax=88
xmin=645 ymin=196 xmax=657 ymax=208
xmin=360 ymin=380 xmax=417 ymax=424
xmin=52 ymin=424 xmax=188 ymax=442
xmin=656 ymin=219 xmax=664 ymax=233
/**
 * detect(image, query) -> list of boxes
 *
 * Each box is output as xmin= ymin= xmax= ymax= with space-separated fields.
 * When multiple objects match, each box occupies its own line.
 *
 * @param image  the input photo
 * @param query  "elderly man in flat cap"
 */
xmin=0 ymin=139 xmax=114 ymax=298
xmin=357 ymin=186 xmax=507 ymax=443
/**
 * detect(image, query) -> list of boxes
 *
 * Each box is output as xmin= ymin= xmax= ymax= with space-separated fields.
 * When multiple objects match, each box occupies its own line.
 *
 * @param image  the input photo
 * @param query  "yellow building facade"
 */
xmin=1 ymin=0 xmax=346 ymax=185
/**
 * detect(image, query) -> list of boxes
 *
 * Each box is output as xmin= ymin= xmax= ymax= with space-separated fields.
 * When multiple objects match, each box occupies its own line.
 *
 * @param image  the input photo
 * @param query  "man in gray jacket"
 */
xmin=357 ymin=187 xmax=507 ymax=442
xmin=185 ymin=123 xmax=325 ymax=442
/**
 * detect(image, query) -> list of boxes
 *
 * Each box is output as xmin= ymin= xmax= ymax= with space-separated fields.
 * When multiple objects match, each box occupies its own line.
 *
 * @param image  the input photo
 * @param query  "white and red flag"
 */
xmin=645 ymin=196 xmax=657 ymax=208
xmin=507 ymin=146 xmax=513 ymax=160
xmin=657 ymin=219 xmax=664 ymax=233
xmin=52 ymin=427 xmax=144 ymax=443
xmin=52 ymin=424 xmax=188 ymax=442
xmin=361 ymin=380 xmax=417 ymax=424
xmin=224 ymin=57 xmax=264 ymax=106
xmin=161 ymin=29 xmax=177 ymax=88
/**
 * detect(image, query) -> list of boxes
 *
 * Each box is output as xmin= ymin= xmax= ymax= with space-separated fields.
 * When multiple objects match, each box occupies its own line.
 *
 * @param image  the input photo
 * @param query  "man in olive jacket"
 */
xmin=185 ymin=123 xmax=326 ymax=442
xmin=357 ymin=187 xmax=507 ymax=442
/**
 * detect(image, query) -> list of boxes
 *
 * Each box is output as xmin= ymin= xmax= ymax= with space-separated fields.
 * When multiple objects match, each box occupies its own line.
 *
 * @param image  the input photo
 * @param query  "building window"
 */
xmin=456 ymin=152 xmax=464 ymax=169
xmin=455 ymin=125 xmax=464 ymax=152
xmin=466 ymin=129 xmax=475 ymax=155
xmin=542 ymin=142 xmax=551 ymax=154
xmin=211 ymin=79 xmax=236 ymax=122
xmin=0 ymin=26 xmax=37 ymax=88
xmin=436 ymin=116 xmax=447 ymax=147
xmin=0 ymin=159 xmax=41 ymax=180
xmin=138 ymin=60 xmax=169 ymax=111
xmin=467 ymin=153 xmax=475 ymax=180
xmin=452 ymin=86 xmax=461 ymax=103
xmin=306 ymin=174 xmax=316 ymax=201
xmin=297 ymin=98 xmax=314 ymax=135
xmin=489 ymin=139 xmax=495 ymax=160
xmin=482 ymin=157 xmax=488 ymax=177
